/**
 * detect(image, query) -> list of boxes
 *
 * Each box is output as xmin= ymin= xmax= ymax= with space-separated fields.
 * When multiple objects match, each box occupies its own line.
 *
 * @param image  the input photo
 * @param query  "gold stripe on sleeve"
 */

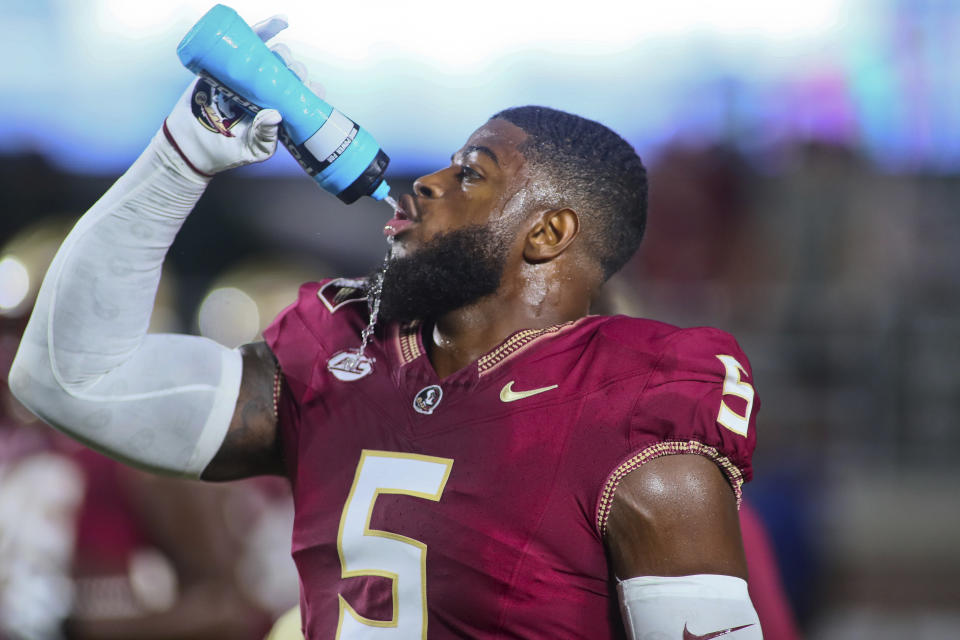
xmin=595 ymin=440 xmax=744 ymax=538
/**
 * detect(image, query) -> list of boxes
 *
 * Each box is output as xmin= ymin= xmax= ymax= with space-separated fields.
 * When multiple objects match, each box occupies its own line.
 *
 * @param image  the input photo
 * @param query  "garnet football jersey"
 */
xmin=263 ymin=279 xmax=759 ymax=639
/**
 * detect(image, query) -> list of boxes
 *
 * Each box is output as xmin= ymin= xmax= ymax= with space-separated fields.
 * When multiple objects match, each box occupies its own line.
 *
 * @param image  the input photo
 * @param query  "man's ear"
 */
xmin=523 ymin=208 xmax=580 ymax=262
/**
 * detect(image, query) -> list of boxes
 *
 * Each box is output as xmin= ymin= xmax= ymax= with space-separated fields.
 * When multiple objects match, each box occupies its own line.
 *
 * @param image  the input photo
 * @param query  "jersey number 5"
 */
xmin=337 ymin=450 xmax=454 ymax=639
xmin=715 ymin=355 xmax=755 ymax=437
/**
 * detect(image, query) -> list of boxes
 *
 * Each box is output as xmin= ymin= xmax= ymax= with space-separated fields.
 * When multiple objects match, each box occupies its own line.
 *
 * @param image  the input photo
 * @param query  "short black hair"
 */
xmin=492 ymin=106 xmax=647 ymax=280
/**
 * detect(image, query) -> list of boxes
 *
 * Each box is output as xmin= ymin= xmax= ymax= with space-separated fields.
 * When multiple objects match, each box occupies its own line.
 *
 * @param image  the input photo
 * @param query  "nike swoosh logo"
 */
xmin=683 ymin=622 xmax=755 ymax=640
xmin=499 ymin=381 xmax=559 ymax=403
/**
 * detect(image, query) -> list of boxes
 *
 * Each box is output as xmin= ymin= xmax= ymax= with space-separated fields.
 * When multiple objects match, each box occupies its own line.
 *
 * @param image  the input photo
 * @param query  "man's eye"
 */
xmin=457 ymin=166 xmax=481 ymax=181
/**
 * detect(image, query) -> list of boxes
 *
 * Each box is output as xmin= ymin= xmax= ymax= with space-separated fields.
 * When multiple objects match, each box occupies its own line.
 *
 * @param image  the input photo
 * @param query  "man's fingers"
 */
xmin=252 ymin=15 xmax=289 ymax=43
xmin=270 ymin=43 xmax=308 ymax=82
xmin=308 ymin=80 xmax=327 ymax=100
xmin=253 ymin=108 xmax=283 ymax=129
xmin=250 ymin=109 xmax=282 ymax=152
xmin=270 ymin=43 xmax=294 ymax=66
xmin=270 ymin=44 xmax=321 ymax=96
xmin=287 ymin=61 xmax=309 ymax=84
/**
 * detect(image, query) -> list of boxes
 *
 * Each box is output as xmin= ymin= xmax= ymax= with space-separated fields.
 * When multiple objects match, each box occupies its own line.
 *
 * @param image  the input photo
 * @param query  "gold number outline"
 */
xmin=335 ymin=450 xmax=454 ymax=638
xmin=715 ymin=355 xmax=755 ymax=437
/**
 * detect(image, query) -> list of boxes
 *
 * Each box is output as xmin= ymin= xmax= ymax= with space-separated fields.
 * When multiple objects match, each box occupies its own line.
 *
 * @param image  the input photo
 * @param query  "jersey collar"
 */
xmin=390 ymin=317 xmax=593 ymax=380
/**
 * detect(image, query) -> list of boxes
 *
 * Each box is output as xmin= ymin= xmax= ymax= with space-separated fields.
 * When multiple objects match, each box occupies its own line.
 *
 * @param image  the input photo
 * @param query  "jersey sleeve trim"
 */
xmin=272 ymin=365 xmax=282 ymax=421
xmin=596 ymin=440 xmax=744 ymax=538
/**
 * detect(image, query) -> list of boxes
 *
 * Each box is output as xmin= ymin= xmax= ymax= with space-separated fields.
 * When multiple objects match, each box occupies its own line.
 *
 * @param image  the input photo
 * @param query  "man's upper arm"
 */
xmin=604 ymin=453 xmax=747 ymax=580
xmin=606 ymin=325 xmax=759 ymax=578
xmin=201 ymin=341 xmax=284 ymax=480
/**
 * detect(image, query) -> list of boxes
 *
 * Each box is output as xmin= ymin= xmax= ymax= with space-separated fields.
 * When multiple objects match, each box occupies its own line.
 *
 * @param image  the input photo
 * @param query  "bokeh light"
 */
xmin=197 ymin=286 xmax=261 ymax=348
xmin=0 ymin=257 xmax=30 ymax=314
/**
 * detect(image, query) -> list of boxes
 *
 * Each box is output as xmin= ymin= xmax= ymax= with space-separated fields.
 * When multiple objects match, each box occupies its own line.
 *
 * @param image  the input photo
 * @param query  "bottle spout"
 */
xmin=371 ymin=181 xmax=391 ymax=202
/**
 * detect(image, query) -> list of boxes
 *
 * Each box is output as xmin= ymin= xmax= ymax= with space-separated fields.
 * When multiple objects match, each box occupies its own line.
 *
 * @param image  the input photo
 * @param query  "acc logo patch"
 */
xmin=327 ymin=350 xmax=374 ymax=382
xmin=191 ymin=79 xmax=244 ymax=136
xmin=413 ymin=385 xmax=443 ymax=415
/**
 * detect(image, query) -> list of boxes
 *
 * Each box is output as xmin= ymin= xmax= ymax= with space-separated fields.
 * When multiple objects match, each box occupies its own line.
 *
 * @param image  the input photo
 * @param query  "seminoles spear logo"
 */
xmin=191 ymin=79 xmax=244 ymax=136
xmin=413 ymin=385 xmax=443 ymax=415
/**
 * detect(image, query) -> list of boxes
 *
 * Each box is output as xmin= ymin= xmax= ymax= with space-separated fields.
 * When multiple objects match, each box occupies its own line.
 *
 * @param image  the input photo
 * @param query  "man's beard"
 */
xmin=368 ymin=224 xmax=511 ymax=325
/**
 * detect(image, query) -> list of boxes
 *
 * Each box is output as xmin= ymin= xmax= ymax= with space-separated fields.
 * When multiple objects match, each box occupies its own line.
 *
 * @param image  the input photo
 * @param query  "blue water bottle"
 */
xmin=177 ymin=4 xmax=390 ymax=204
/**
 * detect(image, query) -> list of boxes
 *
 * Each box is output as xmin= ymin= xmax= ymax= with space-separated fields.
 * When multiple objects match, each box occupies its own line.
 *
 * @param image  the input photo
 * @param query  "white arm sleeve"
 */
xmin=618 ymin=574 xmax=762 ymax=639
xmin=8 ymin=130 xmax=242 ymax=478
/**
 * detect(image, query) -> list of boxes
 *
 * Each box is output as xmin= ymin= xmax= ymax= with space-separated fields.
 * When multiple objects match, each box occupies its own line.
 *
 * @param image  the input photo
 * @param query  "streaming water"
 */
xmin=352 ymin=195 xmax=397 ymax=361
xmin=356 ymin=237 xmax=394 ymax=360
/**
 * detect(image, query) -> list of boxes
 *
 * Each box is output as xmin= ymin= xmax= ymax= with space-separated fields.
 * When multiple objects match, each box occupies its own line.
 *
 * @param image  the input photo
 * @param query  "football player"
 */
xmin=10 ymin=17 xmax=763 ymax=639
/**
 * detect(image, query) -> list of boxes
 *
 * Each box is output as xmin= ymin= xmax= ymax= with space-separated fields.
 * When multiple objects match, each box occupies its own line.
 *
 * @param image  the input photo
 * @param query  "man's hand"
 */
xmin=162 ymin=16 xmax=291 ymax=177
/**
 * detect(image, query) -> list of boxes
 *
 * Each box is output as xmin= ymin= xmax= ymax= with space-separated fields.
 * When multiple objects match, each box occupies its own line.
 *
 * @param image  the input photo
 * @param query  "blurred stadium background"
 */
xmin=2 ymin=0 xmax=959 ymax=637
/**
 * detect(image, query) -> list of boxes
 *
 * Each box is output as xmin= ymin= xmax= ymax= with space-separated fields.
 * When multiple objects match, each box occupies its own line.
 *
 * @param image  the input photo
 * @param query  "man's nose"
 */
xmin=413 ymin=170 xmax=445 ymax=199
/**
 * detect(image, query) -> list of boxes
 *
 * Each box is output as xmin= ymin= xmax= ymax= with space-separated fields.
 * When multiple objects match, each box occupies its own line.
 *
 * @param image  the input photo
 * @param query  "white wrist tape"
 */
xmin=618 ymin=574 xmax=762 ymax=640
xmin=9 ymin=130 xmax=241 ymax=478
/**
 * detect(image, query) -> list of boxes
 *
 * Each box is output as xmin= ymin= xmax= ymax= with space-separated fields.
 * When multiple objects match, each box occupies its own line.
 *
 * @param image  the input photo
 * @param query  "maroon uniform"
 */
xmin=264 ymin=279 xmax=759 ymax=639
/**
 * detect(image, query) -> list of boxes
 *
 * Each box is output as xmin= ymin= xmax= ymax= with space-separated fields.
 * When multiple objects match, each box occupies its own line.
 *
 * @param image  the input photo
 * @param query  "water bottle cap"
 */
xmin=334 ymin=148 xmax=391 ymax=204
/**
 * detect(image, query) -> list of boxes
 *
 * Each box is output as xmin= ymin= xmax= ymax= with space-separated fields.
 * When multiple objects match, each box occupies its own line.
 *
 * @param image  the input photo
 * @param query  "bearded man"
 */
xmin=10 ymin=19 xmax=762 ymax=639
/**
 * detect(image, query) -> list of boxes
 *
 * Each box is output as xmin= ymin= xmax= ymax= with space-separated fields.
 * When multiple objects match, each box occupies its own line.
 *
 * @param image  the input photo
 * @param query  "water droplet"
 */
xmin=383 ymin=195 xmax=399 ymax=211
